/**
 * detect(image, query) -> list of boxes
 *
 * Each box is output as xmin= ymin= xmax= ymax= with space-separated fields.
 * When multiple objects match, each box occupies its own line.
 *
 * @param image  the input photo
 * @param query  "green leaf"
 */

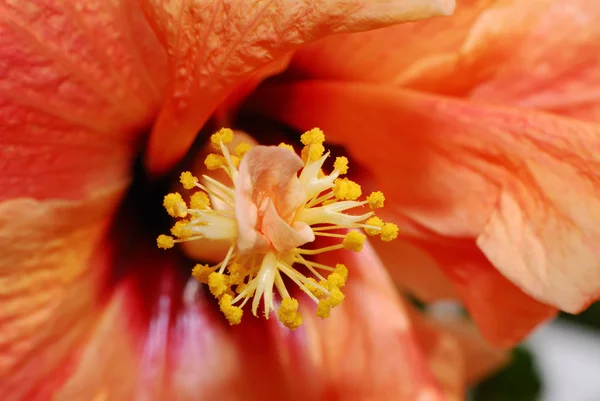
xmin=469 ymin=347 xmax=542 ymax=401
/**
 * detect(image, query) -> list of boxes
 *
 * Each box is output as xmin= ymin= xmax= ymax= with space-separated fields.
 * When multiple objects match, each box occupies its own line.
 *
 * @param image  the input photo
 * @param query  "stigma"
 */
xmin=157 ymin=128 xmax=398 ymax=329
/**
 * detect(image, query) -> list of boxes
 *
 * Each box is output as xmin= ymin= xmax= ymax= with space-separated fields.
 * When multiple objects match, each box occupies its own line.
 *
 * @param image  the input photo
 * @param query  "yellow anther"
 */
xmin=316 ymin=299 xmax=332 ymax=319
xmin=208 ymin=272 xmax=229 ymax=298
xmin=327 ymin=271 xmax=346 ymax=289
xmin=210 ymin=128 xmax=234 ymax=149
xmin=364 ymin=216 xmax=384 ymax=236
xmin=332 ymin=179 xmax=348 ymax=199
xmin=277 ymin=297 xmax=303 ymax=330
xmin=343 ymin=231 xmax=366 ymax=252
xmin=231 ymin=155 xmax=240 ymax=168
xmin=219 ymin=294 xmax=243 ymax=325
xmin=190 ymin=191 xmax=210 ymax=210
xmin=306 ymin=278 xmax=327 ymax=298
xmin=333 ymin=178 xmax=361 ymax=201
xmin=235 ymin=142 xmax=252 ymax=157
xmin=192 ymin=264 xmax=213 ymax=284
xmin=334 ymin=156 xmax=349 ymax=175
xmin=163 ymin=192 xmax=188 ymax=218
xmin=157 ymin=234 xmax=175 ymax=249
xmin=300 ymin=146 xmax=309 ymax=164
xmin=204 ymin=153 xmax=226 ymax=170
xmin=299 ymin=128 xmax=326 ymax=162
xmin=381 ymin=223 xmax=399 ymax=242
xmin=335 ymin=264 xmax=348 ymax=281
xmin=227 ymin=262 xmax=246 ymax=285
xmin=346 ymin=181 xmax=361 ymax=200
xmin=308 ymin=143 xmax=325 ymax=162
xmin=300 ymin=128 xmax=325 ymax=146
xmin=170 ymin=219 xmax=192 ymax=239
xmin=278 ymin=143 xmax=295 ymax=152
xmin=367 ymin=191 xmax=385 ymax=209
xmin=301 ymin=143 xmax=325 ymax=163
xmin=180 ymin=171 xmax=198 ymax=190
xmin=328 ymin=287 xmax=345 ymax=307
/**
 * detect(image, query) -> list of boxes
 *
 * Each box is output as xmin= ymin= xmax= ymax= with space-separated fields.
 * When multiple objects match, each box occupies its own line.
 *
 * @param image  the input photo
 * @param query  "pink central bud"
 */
xmin=235 ymin=146 xmax=315 ymax=254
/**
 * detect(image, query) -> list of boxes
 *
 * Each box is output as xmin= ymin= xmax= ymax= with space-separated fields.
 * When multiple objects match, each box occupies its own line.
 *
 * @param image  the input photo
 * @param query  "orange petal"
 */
xmin=288 ymin=0 xmax=490 ymax=84
xmin=415 ymin=239 xmax=557 ymax=347
xmin=407 ymin=302 xmax=508 ymax=398
xmin=251 ymin=81 xmax=600 ymax=339
xmin=141 ymin=0 xmax=455 ymax=175
xmin=372 ymin=237 xmax=458 ymax=302
xmin=410 ymin=305 xmax=508 ymax=386
xmin=436 ymin=320 xmax=507 ymax=385
xmin=51 ymin=281 xmax=141 ymax=400
xmin=406 ymin=307 xmax=465 ymax=400
xmin=0 ymin=0 xmax=166 ymax=200
xmin=0 ymin=185 xmax=125 ymax=399
xmin=215 ymin=53 xmax=294 ymax=126
xmin=291 ymin=0 xmax=600 ymax=123
xmin=465 ymin=0 xmax=600 ymax=121
xmin=372 ymin=212 xmax=555 ymax=346
xmin=267 ymin=241 xmax=450 ymax=400
xmin=347 ymin=162 xmax=457 ymax=302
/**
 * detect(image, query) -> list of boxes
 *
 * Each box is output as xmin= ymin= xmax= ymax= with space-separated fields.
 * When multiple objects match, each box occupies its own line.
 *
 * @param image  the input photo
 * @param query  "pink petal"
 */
xmin=251 ymin=81 xmax=599 ymax=341
xmin=0 ymin=0 xmax=166 ymax=201
xmin=268 ymin=242 xmax=451 ymax=400
xmin=141 ymin=0 xmax=455 ymax=175
xmin=239 ymin=146 xmax=305 ymax=221
xmin=262 ymin=199 xmax=314 ymax=252
xmin=235 ymin=145 xmax=312 ymax=253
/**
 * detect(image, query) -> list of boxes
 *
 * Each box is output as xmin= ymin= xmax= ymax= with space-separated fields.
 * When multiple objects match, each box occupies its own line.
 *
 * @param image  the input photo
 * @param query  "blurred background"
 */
xmin=470 ymin=303 xmax=600 ymax=401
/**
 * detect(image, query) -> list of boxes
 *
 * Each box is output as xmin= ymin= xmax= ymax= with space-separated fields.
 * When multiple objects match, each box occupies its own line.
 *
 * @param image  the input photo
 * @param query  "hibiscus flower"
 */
xmin=3 ymin=1 xmax=511 ymax=400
